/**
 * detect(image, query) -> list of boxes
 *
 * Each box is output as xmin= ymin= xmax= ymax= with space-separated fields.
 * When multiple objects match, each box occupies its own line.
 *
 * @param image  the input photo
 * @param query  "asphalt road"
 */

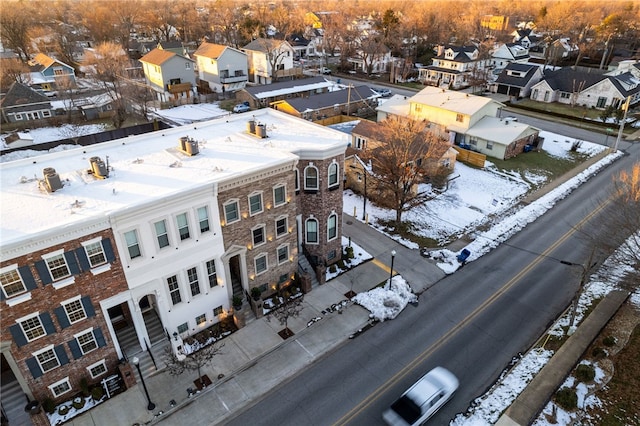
xmin=224 ymin=137 xmax=638 ymax=426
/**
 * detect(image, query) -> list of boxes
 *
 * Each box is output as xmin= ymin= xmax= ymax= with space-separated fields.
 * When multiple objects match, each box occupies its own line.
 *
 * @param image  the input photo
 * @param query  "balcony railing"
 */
xmin=220 ymin=74 xmax=248 ymax=83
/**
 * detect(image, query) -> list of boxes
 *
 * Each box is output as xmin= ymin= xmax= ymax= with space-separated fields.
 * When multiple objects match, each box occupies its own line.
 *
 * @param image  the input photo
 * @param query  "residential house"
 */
xmin=0 ymin=82 xmax=54 ymax=124
xmin=193 ymin=42 xmax=248 ymax=94
xmin=544 ymin=38 xmax=579 ymax=64
xmin=492 ymin=63 xmax=544 ymax=98
xmin=287 ymin=34 xmax=311 ymax=59
xmin=77 ymin=94 xmax=116 ymax=121
xmin=344 ymin=119 xmax=457 ymax=205
xmin=27 ymin=53 xmax=76 ymax=92
xmin=270 ymin=85 xmax=379 ymax=121
xmin=490 ymin=43 xmax=530 ymax=71
xmin=376 ymin=86 xmax=541 ymax=160
xmin=139 ymin=48 xmax=196 ymax=103
xmin=512 ymin=29 xmax=543 ymax=51
xmin=418 ymin=45 xmax=488 ymax=89
xmin=156 ymin=41 xmax=189 ymax=57
xmin=236 ymin=76 xmax=333 ymax=109
xmin=529 ymin=67 xmax=640 ymax=108
xmin=242 ymin=38 xmax=298 ymax=84
xmin=1 ymin=109 xmax=347 ymax=422
xmin=348 ymin=40 xmax=392 ymax=75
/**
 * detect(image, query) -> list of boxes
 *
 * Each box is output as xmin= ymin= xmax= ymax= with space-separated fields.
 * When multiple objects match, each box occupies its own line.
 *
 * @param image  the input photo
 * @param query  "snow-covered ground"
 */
xmin=2 ymin=103 xmax=637 ymax=425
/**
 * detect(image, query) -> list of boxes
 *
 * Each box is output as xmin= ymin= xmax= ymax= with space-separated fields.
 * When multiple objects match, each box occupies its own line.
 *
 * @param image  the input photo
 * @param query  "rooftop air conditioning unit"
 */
xmin=90 ymin=156 xmax=109 ymax=179
xmin=43 ymin=167 xmax=63 ymax=192
xmin=178 ymin=136 xmax=199 ymax=156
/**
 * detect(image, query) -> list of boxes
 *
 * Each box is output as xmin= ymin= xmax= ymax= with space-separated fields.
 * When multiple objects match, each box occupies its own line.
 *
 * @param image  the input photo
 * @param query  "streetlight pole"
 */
xmin=132 ymin=357 xmax=155 ymax=411
xmin=362 ymin=168 xmax=367 ymax=221
xmin=388 ymin=250 xmax=396 ymax=289
xmin=560 ymin=249 xmax=598 ymax=334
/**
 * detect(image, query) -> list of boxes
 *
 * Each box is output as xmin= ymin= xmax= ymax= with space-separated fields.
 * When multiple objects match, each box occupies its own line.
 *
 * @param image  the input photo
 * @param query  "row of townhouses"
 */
xmin=1 ymin=109 xmax=347 ymax=418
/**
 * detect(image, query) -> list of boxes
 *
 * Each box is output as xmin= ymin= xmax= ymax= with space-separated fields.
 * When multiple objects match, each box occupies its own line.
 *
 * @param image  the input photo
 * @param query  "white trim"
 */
xmin=60 ymin=294 xmax=82 ymax=306
xmin=42 ymin=248 xmax=65 ymax=258
xmin=0 ymin=263 xmax=19 ymax=274
xmin=6 ymin=292 xmax=32 ymax=306
xmin=86 ymin=359 xmax=108 ymax=379
xmin=248 ymin=191 xmax=264 ymax=216
xmin=91 ymin=263 xmax=111 ymax=275
xmin=73 ymin=326 xmax=95 ymax=339
xmin=32 ymin=344 xmax=55 ymax=357
xmin=223 ymin=199 xmax=241 ymax=224
xmin=81 ymin=236 xmax=103 ymax=247
xmin=52 ymin=276 xmax=75 ymax=290
xmin=254 ymin=253 xmax=268 ymax=275
xmin=48 ymin=377 xmax=72 ymax=397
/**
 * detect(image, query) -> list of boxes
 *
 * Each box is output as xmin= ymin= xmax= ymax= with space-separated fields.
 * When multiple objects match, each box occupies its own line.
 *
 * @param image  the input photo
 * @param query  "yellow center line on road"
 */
xmin=371 ymin=258 xmax=393 ymax=274
xmin=335 ymin=199 xmax=611 ymax=425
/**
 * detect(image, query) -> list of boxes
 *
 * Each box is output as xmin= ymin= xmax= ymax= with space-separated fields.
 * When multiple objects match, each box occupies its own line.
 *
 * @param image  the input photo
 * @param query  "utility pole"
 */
xmin=613 ymin=96 xmax=631 ymax=152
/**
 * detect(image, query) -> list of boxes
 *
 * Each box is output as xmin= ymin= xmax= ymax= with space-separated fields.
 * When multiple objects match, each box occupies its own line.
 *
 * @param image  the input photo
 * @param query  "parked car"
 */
xmin=233 ymin=103 xmax=250 ymax=113
xmin=382 ymin=367 xmax=459 ymax=426
xmin=320 ymin=67 xmax=332 ymax=75
xmin=374 ymin=88 xmax=392 ymax=97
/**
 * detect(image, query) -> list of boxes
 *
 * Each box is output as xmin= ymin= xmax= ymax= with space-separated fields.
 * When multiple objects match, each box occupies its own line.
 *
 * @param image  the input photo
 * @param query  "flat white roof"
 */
xmin=1 ymin=108 xmax=348 ymax=247
xmin=409 ymin=86 xmax=501 ymax=116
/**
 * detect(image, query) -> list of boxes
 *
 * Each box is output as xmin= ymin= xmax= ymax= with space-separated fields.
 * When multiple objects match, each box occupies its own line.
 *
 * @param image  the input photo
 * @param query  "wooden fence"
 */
xmin=453 ymin=146 xmax=486 ymax=168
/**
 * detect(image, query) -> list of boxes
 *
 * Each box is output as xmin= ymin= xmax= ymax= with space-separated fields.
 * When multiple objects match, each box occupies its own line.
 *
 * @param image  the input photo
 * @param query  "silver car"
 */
xmin=382 ymin=367 xmax=459 ymax=425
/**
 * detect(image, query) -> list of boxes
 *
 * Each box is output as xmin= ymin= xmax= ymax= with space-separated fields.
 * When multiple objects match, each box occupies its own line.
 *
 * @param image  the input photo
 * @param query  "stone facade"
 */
xmin=1 ymin=229 xmax=128 ymax=404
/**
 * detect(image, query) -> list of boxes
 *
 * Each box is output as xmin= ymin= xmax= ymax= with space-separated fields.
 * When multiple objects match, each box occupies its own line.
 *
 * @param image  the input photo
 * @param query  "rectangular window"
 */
xmin=328 ymin=214 xmax=337 ymax=240
xmin=1 ymin=268 xmax=26 ymax=298
xmin=49 ymin=378 xmax=71 ymax=397
xmin=197 ymin=207 xmax=210 ymax=233
xmin=187 ymin=267 xmax=200 ymax=297
xmin=87 ymin=360 xmax=107 ymax=378
xmin=124 ymin=230 xmax=141 ymax=259
xmin=276 ymin=217 xmax=287 ymax=237
xmin=486 ymin=141 xmax=493 ymax=150
xmin=277 ymin=245 xmax=289 ymax=264
xmin=177 ymin=323 xmax=188 ymax=334
xmin=177 ymin=213 xmax=190 ymax=240
xmin=46 ymin=253 xmax=70 ymax=280
xmin=252 ymin=226 xmax=265 ymax=246
xmin=20 ymin=315 xmax=46 ymax=341
xmin=224 ymin=201 xmax=239 ymax=224
xmin=206 ymin=260 xmax=217 ymax=288
xmin=63 ymin=299 xmax=87 ymax=324
xmin=249 ymin=193 xmax=263 ymax=215
xmin=213 ymin=306 xmax=223 ymax=316
xmin=154 ymin=220 xmax=170 ymax=248
xmin=76 ymin=330 xmax=98 ymax=354
xmin=167 ymin=275 xmax=181 ymax=305
xmin=84 ymin=242 xmax=107 ymax=267
xmin=255 ymin=255 xmax=268 ymax=274
xmin=456 ymin=113 xmax=464 ymax=122
xmin=195 ymin=314 xmax=206 ymax=326
xmin=273 ymin=185 xmax=286 ymax=206
xmin=596 ymin=97 xmax=607 ymax=108
xmin=36 ymin=348 xmax=60 ymax=373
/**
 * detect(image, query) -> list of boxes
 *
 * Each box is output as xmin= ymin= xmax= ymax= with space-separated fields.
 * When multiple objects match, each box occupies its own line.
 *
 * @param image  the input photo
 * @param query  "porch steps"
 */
xmin=298 ymin=254 xmax=320 ymax=288
xmin=0 ymin=372 xmax=32 ymax=426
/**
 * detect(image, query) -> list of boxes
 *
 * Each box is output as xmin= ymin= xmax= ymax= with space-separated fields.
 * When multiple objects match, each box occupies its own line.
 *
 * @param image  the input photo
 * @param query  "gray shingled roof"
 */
xmin=284 ymin=85 xmax=376 ymax=112
xmin=0 ymin=82 xmax=52 ymax=113
xmin=495 ymin=63 xmax=540 ymax=87
xmin=541 ymin=68 xmax=606 ymax=92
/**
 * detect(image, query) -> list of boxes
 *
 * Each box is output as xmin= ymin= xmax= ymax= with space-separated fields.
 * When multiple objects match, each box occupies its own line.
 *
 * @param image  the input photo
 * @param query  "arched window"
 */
xmin=327 ymin=213 xmax=337 ymax=241
xmin=305 ymin=217 xmax=318 ymax=244
xmin=328 ymin=162 xmax=339 ymax=188
xmin=304 ymin=165 xmax=318 ymax=190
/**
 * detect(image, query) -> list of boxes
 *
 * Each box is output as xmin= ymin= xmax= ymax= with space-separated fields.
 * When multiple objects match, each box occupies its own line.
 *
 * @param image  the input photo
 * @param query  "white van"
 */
xmin=382 ymin=366 xmax=459 ymax=425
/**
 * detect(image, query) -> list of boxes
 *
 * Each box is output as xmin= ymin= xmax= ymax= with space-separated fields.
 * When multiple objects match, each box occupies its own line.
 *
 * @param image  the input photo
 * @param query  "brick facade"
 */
xmin=296 ymin=155 xmax=344 ymax=267
xmin=1 ymin=229 xmax=128 ymax=404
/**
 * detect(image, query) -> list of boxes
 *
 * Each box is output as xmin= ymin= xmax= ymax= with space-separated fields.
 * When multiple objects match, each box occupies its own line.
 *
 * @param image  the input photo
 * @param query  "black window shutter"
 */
xmin=94 ymin=328 xmax=106 ymax=347
xmin=81 ymin=296 xmax=95 ymax=317
xmin=54 ymin=306 xmax=70 ymax=329
xmin=9 ymin=324 xmax=28 ymax=347
xmin=64 ymin=252 xmax=80 ymax=275
xmin=55 ymin=345 xmax=69 ymax=366
xmin=35 ymin=260 xmax=52 ymax=285
xmin=26 ymin=357 xmax=43 ymax=379
xmin=102 ymin=238 xmax=116 ymax=263
xmin=68 ymin=339 xmax=82 ymax=359
xmin=76 ymin=247 xmax=91 ymax=272
xmin=19 ymin=266 xmax=38 ymax=291
xmin=40 ymin=312 xmax=56 ymax=335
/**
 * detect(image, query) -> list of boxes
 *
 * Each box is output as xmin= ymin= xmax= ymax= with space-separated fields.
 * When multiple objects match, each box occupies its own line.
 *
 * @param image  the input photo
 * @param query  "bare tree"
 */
xmin=83 ymin=42 xmax=131 ymax=128
xmin=164 ymin=342 xmax=224 ymax=389
xmin=364 ymin=116 xmax=452 ymax=224
xmin=0 ymin=58 xmax=31 ymax=88
xmin=268 ymin=286 xmax=304 ymax=339
xmin=0 ymin=5 xmax=37 ymax=62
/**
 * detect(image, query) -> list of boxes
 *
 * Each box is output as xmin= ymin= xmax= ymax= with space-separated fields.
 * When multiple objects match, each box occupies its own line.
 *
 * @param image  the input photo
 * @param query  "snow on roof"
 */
xmin=245 ymin=77 xmax=333 ymax=99
xmin=409 ymin=86 xmax=500 ymax=115
xmin=0 ymin=108 xmax=348 ymax=248
xmin=465 ymin=116 xmax=539 ymax=145
xmin=375 ymin=94 xmax=412 ymax=116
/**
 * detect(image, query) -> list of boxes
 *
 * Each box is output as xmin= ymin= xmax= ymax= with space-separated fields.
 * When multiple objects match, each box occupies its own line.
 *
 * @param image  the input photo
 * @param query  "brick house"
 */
xmin=1 ymin=109 xmax=346 ymax=420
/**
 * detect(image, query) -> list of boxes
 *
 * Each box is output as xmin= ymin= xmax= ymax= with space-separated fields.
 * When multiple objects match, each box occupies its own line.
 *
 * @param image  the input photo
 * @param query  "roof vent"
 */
xmin=89 ymin=156 xmax=109 ymax=179
xmin=43 ymin=167 xmax=63 ymax=192
xmin=256 ymin=123 xmax=267 ymax=138
xmin=247 ymin=120 xmax=256 ymax=134
xmin=178 ymin=136 xmax=199 ymax=156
